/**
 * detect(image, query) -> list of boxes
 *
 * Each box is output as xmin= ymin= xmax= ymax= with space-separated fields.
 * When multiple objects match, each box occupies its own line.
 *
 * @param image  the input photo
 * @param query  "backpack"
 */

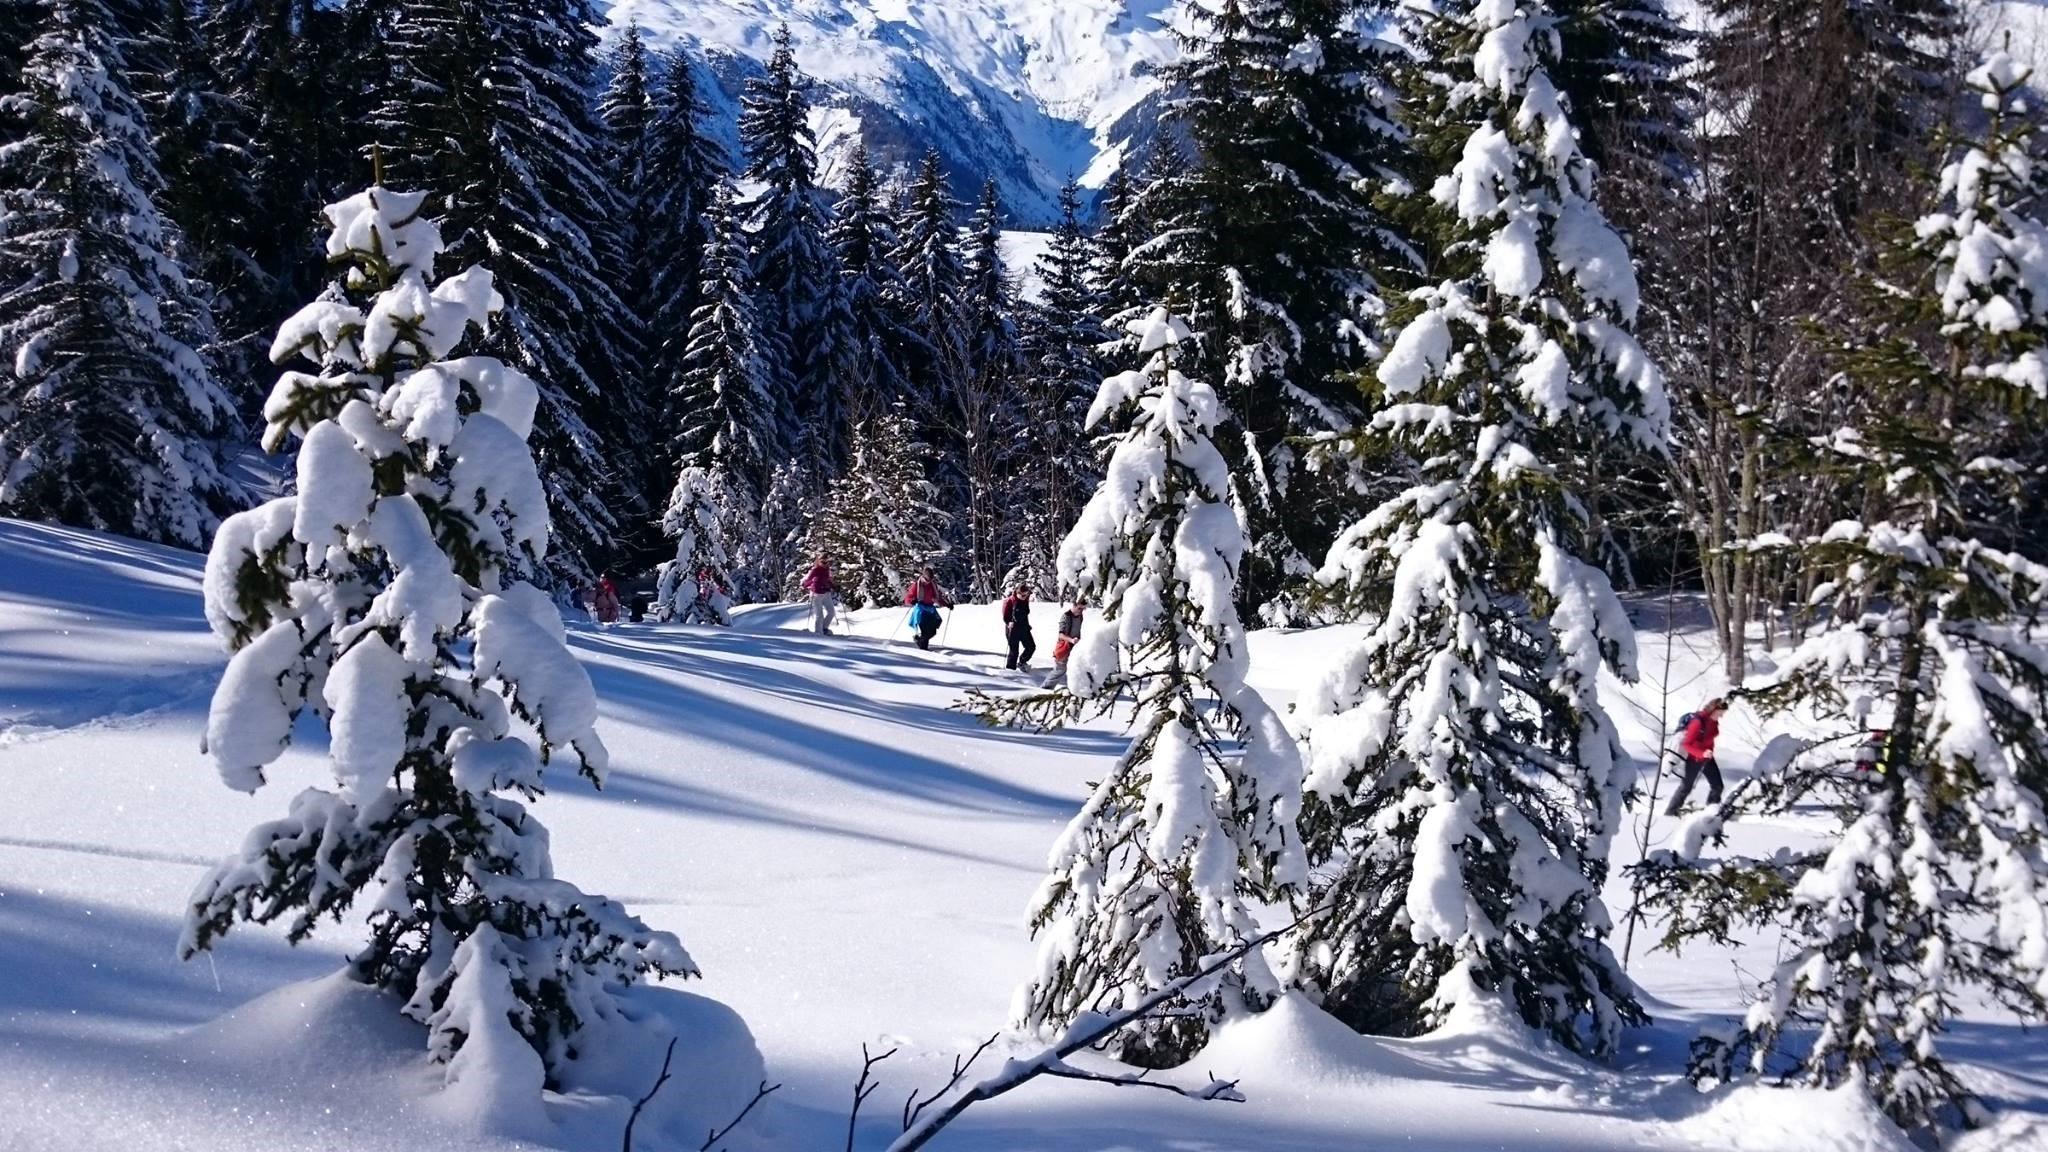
xmin=1674 ymin=711 xmax=1696 ymax=736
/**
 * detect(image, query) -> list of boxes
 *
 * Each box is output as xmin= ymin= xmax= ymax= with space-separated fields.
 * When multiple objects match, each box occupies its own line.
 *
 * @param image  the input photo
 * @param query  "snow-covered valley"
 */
xmin=3 ymin=518 xmax=2042 ymax=1152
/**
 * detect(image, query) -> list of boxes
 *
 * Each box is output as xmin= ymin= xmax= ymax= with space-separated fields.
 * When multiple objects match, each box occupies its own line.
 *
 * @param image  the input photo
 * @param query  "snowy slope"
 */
xmin=2 ymin=517 xmax=2044 ymax=1152
xmin=606 ymin=0 xmax=1181 ymax=221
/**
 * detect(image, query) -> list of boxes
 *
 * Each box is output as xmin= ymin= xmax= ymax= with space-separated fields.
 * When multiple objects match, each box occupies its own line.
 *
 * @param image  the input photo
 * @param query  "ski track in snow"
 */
xmin=1 ymin=517 xmax=2044 ymax=1152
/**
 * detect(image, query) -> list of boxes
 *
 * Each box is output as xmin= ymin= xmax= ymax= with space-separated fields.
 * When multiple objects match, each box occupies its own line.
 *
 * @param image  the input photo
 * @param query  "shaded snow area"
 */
xmin=2 ymin=517 xmax=2043 ymax=1152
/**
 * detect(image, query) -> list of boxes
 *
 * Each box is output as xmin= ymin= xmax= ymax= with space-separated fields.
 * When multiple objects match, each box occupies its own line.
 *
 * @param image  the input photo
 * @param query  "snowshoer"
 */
xmin=1666 ymin=697 xmax=1727 ymax=814
xmin=1001 ymin=584 xmax=1036 ymax=670
xmin=1047 ymin=599 xmax=1083 ymax=686
xmin=802 ymin=556 xmax=838 ymax=635
xmin=593 ymin=573 xmax=622 ymax=625
xmin=902 ymin=566 xmax=953 ymax=650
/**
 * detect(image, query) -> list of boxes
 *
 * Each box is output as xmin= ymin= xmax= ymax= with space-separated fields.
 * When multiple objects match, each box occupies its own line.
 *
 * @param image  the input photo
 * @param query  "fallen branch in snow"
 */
xmin=623 ymin=1037 xmax=676 ymax=1152
xmin=847 ymin=1042 xmax=897 ymax=1152
xmin=955 ymin=685 xmax=1087 ymax=732
xmin=877 ymin=921 xmax=1304 ymax=1152
xmin=700 ymin=1079 xmax=781 ymax=1151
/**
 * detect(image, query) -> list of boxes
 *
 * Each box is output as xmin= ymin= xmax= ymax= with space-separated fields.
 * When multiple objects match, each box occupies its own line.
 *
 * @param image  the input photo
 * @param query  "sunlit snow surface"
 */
xmin=1 ymin=517 xmax=2043 ymax=1151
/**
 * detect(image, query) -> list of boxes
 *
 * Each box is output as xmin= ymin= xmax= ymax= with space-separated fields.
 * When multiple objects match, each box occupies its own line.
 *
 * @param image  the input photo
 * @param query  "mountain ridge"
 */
xmin=605 ymin=0 xmax=1184 ymax=223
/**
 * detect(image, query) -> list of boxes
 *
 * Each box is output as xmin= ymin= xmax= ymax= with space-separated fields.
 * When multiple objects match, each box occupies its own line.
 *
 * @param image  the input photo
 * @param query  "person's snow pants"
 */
xmin=911 ymin=604 xmax=941 ymax=647
xmin=1666 ymin=755 xmax=1723 ymax=813
xmin=1006 ymin=627 xmax=1036 ymax=669
xmin=810 ymin=592 xmax=837 ymax=634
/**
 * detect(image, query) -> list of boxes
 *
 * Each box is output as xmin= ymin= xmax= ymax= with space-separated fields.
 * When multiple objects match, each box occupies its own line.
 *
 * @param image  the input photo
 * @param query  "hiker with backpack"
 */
xmin=801 ymin=555 xmax=838 ymax=635
xmin=1666 ymin=697 xmax=1728 ymax=814
xmin=1000 ymin=584 xmax=1036 ymax=671
xmin=902 ymin=566 xmax=953 ymax=650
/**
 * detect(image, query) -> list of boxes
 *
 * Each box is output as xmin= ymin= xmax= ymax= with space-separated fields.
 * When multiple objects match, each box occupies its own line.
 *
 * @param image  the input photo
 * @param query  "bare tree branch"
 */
xmin=1036 ymin=1059 xmax=1241 ymax=1101
xmin=848 ymin=1042 xmax=897 ymax=1152
xmin=700 ymin=1080 xmax=781 ymax=1152
xmin=883 ymin=918 xmax=1307 ymax=1152
xmin=623 ymin=1037 xmax=676 ymax=1152
xmin=902 ymin=1034 xmax=999 ymax=1132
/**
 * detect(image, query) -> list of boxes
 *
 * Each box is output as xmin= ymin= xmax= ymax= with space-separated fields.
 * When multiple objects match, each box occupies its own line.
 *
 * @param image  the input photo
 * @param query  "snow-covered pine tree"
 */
xmin=1545 ymin=0 xmax=1688 ymax=170
xmin=889 ymin=150 xmax=970 ymax=582
xmin=1146 ymin=0 xmax=1415 ymax=622
xmin=1288 ymin=0 xmax=1667 ymax=1057
xmin=182 ymin=185 xmax=692 ymax=1093
xmin=133 ymin=0 xmax=279 ymax=395
xmin=798 ymin=403 xmax=949 ymax=609
xmin=368 ymin=0 xmax=639 ymax=585
xmin=750 ymin=457 xmax=814 ymax=604
xmin=645 ymin=44 xmax=727 ymax=464
xmin=597 ymin=19 xmax=656 ymax=453
xmin=1087 ymin=160 xmax=1145 ymax=325
xmin=828 ymin=141 xmax=918 ymax=420
xmin=1637 ymin=53 xmax=2048 ymax=1131
xmin=0 ymin=0 xmax=244 ymax=547
xmin=670 ymin=179 xmax=776 ymax=594
xmin=1014 ymin=307 xmax=1305 ymax=1068
xmin=959 ymin=178 xmax=1023 ymax=598
xmin=0 ymin=0 xmax=32 ymax=86
xmin=201 ymin=0 xmax=349 ymax=337
xmin=891 ymin=149 xmax=969 ymax=436
xmin=739 ymin=22 xmax=846 ymax=481
xmin=1013 ymin=180 xmax=1110 ymax=597
xmin=655 ymin=464 xmax=734 ymax=615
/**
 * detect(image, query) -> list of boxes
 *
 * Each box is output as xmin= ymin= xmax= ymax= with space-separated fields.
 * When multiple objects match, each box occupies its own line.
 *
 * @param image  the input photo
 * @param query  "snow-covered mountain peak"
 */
xmin=607 ymin=0 xmax=1184 ymax=221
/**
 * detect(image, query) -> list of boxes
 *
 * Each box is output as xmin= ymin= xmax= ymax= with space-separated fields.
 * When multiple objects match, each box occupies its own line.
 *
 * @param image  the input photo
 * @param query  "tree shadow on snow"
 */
xmin=0 ymin=887 xmax=340 ymax=1040
xmin=591 ymin=767 xmax=1041 ymax=875
xmin=570 ymin=630 xmax=1115 ymax=818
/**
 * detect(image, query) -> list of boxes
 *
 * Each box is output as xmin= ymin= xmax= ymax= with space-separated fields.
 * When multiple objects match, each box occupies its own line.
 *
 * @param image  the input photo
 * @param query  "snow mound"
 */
xmin=1198 ymin=993 xmax=1400 ymax=1094
xmin=1664 ymin=1083 xmax=1918 ymax=1152
xmin=549 ymin=983 xmax=776 ymax=1152
xmin=176 ymin=971 xmax=774 ymax=1151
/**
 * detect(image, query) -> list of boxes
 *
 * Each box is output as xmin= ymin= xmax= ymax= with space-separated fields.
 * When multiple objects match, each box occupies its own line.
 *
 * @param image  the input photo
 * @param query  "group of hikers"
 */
xmin=588 ymin=565 xmax=732 ymax=626
xmin=799 ymin=556 xmax=1084 ymax=681
xmin=595 ymin=564 xmax=1858 ymax=817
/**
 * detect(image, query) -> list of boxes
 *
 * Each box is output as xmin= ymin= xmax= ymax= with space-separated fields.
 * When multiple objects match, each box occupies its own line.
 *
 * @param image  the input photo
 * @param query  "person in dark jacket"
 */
xmin=1667 ymin=697 xmax=1728 ymax=814
xmin=902 ymin=566 xmax=953 ymax=649
xmin=1000 ymin=584 xmax=1036 ymax=670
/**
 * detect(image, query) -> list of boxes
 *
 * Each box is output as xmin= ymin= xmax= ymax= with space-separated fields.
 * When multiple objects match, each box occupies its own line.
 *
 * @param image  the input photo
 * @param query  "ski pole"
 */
xmin=896 ymin=604 xmax=913 ymax=641
xmin=938 ymin=604 xmax=955 ymax=648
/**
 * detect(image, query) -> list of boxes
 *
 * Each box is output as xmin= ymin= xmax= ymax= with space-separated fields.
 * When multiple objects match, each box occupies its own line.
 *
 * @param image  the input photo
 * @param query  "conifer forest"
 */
xmin=1 ymin=2 xmax=2046 ymax=1151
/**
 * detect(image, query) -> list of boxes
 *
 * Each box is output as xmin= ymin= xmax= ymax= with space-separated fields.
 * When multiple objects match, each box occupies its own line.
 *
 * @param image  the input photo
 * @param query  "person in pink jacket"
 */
xmin=801 ymin=555 xmax=837 ymax=635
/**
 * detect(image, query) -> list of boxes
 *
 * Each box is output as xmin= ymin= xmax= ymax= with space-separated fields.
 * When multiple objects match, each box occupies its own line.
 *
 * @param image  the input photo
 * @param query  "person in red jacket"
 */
xmin=1666 ymin=697 xmax=1728 ymax=814
xmin=999 ymin=583 xmax=1036 ymax=670
xmin=902 ymin=566 xmax=953 ymax=650
xmin=592 ymin=573 xmax=621 ymax=625
xmin=801 ymin=555 xmax=837 ymax=635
